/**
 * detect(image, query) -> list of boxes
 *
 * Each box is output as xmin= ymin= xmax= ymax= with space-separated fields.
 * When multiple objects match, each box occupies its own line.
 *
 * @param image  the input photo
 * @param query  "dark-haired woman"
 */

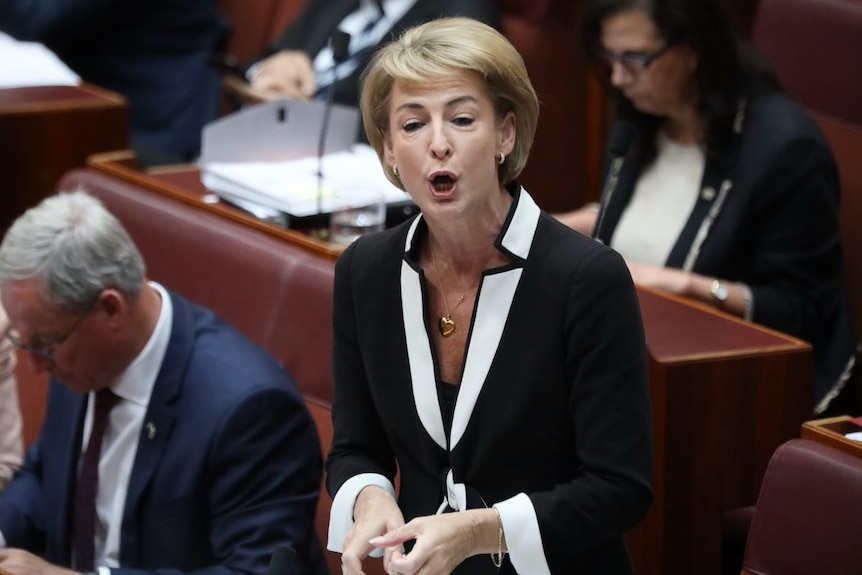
xmin=557 ymin=0 xmax=858 ymax=414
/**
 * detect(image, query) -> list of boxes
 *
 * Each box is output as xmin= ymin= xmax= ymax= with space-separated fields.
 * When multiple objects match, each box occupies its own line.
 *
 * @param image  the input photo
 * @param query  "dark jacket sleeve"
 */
xmin=531 ymin=239 xmax=654 ymax=571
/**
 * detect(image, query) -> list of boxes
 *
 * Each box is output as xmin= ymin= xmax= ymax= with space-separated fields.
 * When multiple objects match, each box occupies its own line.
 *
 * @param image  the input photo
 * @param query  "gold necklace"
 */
xmin=429 ymin=242 xmax=487 ymax=337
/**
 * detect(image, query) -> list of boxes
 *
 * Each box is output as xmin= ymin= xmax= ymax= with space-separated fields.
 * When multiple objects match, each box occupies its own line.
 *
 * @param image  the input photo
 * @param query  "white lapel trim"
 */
xmin=501 ymin=188 xmax=540 ymax=259
xmin=400 ymin=188 xmax=541 ymax=452
xmin=401 ymin=256 xmax=447 ymax=449
xmin=450 ymin=266 xmax=523 ymax=449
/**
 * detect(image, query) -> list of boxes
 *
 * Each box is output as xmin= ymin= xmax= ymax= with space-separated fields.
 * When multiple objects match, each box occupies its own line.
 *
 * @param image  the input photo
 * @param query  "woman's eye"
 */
xmin=453 ymin=116 xmax=474 ymax=127
xmin=402 ymin=121 xmax=423 ymax=132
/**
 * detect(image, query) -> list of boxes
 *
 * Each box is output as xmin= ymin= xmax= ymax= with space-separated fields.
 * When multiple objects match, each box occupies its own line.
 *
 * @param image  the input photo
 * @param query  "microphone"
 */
xmin=592 ymin=122 xmax=635 ymax=242
xmin=317 ymin=31 xmax=352 ymax=217
xmin=267 ymin=545 xmax=297 ymax=575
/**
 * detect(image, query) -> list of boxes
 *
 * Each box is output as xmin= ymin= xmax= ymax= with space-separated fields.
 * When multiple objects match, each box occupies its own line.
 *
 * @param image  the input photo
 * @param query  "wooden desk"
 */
xmin=0 ymin=83 xmax=127 ymax=233
xmin=79 ymin=156 xmax=814 ymax=575
xmin=628 ymin=289 xmax=812 ymax=575
xmin=802 ymin=415 xmax=862 ymax=460
xmin=88 ymin=150 xmax=343 ymax=260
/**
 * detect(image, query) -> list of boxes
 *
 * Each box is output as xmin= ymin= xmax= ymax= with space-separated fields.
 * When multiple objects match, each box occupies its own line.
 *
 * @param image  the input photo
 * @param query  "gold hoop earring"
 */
xmin=498 ymin=152 xmax=505 ymax=165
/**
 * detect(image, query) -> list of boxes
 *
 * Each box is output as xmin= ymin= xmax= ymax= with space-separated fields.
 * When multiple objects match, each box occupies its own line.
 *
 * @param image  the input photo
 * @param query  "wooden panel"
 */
xmin=628 ymin=288 xmax=812 ymax=575
xmin=0 ymin=84 xmax=127 ymax=234
xmin=801 ymin=415 xmax=862 ymax=461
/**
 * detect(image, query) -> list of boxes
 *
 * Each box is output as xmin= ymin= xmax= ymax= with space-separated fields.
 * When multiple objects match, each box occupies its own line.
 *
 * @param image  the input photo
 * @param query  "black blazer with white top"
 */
xmin=327 ymin=187 xmax=653 ymax=574
xmin=595 ymin=91 xmax=858 ymax=411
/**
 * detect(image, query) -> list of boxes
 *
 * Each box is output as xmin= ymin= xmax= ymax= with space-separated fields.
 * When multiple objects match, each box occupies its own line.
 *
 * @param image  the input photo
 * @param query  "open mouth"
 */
xmin=431 ymin=174 xmax=456 ymax=192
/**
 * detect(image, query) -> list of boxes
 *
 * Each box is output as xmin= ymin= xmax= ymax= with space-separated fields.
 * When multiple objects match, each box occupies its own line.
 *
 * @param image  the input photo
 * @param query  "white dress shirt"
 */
xmin=86 ymin=282 xmax=172 ymax=574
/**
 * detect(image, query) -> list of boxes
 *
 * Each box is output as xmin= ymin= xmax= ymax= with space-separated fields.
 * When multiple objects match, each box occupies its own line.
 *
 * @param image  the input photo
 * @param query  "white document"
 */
xmin=201 ymin=144 xmax=410 ymax=217
xmin=0 ymin=32 xmax=80 ymax=88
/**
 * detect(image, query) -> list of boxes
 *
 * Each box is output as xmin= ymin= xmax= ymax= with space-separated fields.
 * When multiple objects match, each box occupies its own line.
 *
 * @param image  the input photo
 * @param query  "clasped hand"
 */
xmin=249 ymin=51 xmax=317 ymax=101
xmin=344 ymin=488 xmax=482 ymax=575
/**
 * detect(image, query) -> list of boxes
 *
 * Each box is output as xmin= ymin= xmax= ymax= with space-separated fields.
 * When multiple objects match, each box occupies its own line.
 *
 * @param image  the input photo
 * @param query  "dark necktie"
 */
xmin=74 ymin=389 xmax=121 ymax=571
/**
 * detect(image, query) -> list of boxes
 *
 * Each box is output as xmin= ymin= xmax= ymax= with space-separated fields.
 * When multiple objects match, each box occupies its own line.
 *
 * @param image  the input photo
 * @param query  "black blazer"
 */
xmin=327 ymin=188 xmax=654 ymax=574
xmin=595 ymin=91 xmax=859 ymax=410
xmin=263 ymin=0 xmax=501 ymax=111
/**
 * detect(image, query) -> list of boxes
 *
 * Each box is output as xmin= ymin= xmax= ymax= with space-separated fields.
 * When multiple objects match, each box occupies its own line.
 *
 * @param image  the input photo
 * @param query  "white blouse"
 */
xmin=611 ymin=131 xmax=706 ymax=267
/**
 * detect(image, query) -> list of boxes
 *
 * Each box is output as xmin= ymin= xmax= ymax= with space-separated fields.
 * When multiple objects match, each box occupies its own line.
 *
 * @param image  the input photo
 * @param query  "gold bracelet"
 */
xmin=491 ymin=506 xmax=504 ymax=567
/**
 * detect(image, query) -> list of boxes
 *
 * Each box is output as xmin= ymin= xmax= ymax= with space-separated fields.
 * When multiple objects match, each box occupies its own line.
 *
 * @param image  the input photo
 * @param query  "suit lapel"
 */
xmin=401 ymin=188 xmax=541 ymax=452
xmin=402 ymin=218 xmax=447 ymax=450
xmin=54 ymin=386 xmax=88 ymax=563
xmin=119 ymin=294 xmax=188 ymax=562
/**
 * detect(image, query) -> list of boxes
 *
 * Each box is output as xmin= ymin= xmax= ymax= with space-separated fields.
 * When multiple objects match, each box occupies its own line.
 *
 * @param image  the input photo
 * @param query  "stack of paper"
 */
xmin=0 ymin=32 xmax=80 ymax=88
xmin=201 ymin=144 xmax=410 ymax=218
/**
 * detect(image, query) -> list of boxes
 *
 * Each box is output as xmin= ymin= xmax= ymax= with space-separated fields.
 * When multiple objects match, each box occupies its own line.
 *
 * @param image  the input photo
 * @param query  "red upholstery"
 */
xmin=752 ymin=0 xmax=862 ymax=411
xmin=56 ymin=169 xmax=335 ymax=408
xmin=498 ymin=0 xmax=589 ymax=211
xmin=752 ymin=0 xmax=862 ymax=126
xmin=812 ymin=113 xmax=862 ymax=412
xmin=496 ymin=0 xmax=578 ymax=25
xmin=812 ymin=113 xmax=862 ymax=346
xmin=501 ymin=14 xmax=585 ymax=212
xmin=218 ymin=0 xmax=304 ymax=62
xmin=741 ymin=439 xmax=862 ymax=575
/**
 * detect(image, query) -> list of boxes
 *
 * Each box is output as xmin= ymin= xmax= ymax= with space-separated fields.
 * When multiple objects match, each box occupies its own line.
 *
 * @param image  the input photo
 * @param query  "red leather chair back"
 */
xmin=752 ymin=0 xmax=862 ymax=126
xmin=812 ymin=113 xmax=862 ymax=410
xmin=741 ymin=439 xmax=862 ymax=575
xmin=219 ymin=0 xmax=304 ymax=62
xmin=57 ymin=169 xmax=335 ymax=406
xmin=496 ymin=0 xmax=592 ymax=212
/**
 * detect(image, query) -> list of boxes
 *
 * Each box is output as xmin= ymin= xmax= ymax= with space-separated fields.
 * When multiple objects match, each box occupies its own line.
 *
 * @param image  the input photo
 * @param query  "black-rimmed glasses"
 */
xmin=598 ymin=44 xmax=673 ymax=73
xmin=3 ymin=304 xmax=95 ymax=362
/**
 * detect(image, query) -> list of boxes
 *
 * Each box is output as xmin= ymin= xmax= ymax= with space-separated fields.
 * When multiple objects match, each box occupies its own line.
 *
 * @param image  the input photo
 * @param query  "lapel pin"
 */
xmin=145 ymin=422 xmax=156 ymax=440
xmin=701 ymin=187 xmax=716 ymax=202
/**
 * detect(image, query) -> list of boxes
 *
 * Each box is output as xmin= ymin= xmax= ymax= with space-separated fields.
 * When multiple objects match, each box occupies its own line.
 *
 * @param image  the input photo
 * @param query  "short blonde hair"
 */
xmin=360 ymin=17 xmax=539 ymax=188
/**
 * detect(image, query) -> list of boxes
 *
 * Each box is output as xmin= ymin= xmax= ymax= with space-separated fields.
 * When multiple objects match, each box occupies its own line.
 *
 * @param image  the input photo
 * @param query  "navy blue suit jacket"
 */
xmin=0 ymin=0 xmax=228 ymax=160
xmin=0 ymin=292 xmax=327 ymax=575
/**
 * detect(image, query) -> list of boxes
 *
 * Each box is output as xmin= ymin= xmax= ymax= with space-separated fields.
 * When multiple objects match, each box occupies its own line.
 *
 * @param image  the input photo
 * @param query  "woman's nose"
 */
xmin=429 ymin=124 xmax=452 ymax=159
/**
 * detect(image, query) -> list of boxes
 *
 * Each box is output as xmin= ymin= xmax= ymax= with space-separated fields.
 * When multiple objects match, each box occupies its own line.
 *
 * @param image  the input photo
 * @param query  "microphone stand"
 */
xmin=317 ymin=31 xmax=352 ymax=219
xmin=592 ymin=122 xmax=635 ymax=242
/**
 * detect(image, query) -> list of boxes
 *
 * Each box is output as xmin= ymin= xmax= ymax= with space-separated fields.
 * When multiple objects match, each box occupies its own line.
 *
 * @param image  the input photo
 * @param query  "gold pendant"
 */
xmin=439 ymin=316 xmax=455 ymax=337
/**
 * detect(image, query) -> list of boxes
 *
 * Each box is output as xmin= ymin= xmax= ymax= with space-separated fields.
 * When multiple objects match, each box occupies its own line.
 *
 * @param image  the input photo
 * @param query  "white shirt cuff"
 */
xmin=327 ymin=473 xmax=395 ymax=557
xmin=495 ymin=493 xmax=551 ymax=575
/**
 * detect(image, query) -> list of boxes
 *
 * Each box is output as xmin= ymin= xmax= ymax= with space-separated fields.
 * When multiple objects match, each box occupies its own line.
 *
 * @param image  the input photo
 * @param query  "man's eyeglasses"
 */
xmin=598 ymin=44 xmax=672 ymax=73
xmin=4 ymin=304 xmax=95 ymax=362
